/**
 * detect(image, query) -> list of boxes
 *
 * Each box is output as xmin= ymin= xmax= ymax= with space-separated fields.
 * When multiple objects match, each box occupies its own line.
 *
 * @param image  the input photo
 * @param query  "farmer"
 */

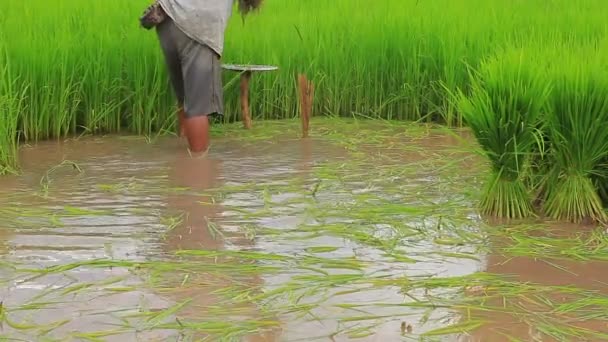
xmin=140 ymin=0 xmax=262 ymax=157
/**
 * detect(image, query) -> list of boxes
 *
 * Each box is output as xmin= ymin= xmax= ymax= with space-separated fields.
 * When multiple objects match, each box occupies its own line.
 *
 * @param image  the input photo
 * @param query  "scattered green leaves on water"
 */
xmin=0 ymin=119 xmax=607 ymax=342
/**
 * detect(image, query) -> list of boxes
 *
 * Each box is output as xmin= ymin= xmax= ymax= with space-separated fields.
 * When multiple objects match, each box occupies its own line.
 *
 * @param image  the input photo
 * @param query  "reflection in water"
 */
xmin=0 ymin=176 xmax=18 ymax=282
xmin=164 ymin=155 xmax=223 ymax=251
xmin=0 ymin=132 xmax=486 ymax=341
xmin=1 ymin=128 xmax=605 ymax=341
xmin=0 ymin=139 xmax=176 ymax=341
xmin=160 ymin=152 xmax=280 ymax=341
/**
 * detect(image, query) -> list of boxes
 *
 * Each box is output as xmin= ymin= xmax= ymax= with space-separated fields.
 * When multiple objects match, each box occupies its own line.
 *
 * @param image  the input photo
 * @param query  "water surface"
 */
xmin=0 ymin=121 xmax=606 ymax=341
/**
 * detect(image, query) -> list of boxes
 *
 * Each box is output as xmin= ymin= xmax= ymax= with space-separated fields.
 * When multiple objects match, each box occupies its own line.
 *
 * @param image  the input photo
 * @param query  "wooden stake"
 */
xmin=240 ymin=70 xmax=253 ymax=129
xmin=298 ymin=74 xmax=314 ymax=138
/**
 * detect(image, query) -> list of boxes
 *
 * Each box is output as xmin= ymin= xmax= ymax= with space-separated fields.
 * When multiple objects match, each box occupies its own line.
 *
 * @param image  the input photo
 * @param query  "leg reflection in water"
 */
xmin=164 ymin=154 xmax=222 ymax=251
xmin=159 ymin=153 xmax=280 ymax=341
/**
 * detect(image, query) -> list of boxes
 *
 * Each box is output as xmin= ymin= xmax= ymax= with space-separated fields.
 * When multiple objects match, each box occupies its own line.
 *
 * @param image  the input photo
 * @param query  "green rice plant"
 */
xmin=595 ymin=162 xmax=608 ymax=207
xmin=540 ymin=57 xmax=608 ymax=224
xmin=0 ymin=0 xmax=608 ymax=170
xmin=590 ymin=154 xmax=607 ymax=207
xmin=0 ymin=47 xmax=23 ymax=175
xmin=455 ymin=49 xmax=551 ymax=219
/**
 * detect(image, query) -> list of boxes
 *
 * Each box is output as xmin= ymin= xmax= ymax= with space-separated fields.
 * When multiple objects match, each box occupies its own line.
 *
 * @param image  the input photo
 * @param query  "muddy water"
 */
xmin=466 ymin=225 xmax=608 ymax=342
xmin=0 ymin=136 xmax=321 ymax=341
xmin=0 ymin=132 xmax=475 ymax=341
xmin=0 ymin=127 xmax=605 ymax=341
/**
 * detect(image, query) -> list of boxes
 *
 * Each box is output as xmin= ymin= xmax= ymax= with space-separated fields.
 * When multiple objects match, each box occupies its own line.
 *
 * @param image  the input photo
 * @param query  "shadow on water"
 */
xmin=0 ymin=120 xmax=606 ymax=341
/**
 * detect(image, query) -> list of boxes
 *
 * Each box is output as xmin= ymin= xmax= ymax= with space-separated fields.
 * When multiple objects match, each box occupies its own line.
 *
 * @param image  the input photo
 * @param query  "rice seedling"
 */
xmin=38 ymin=160 xmax=83 ymax=197
xmin=0 ymin=46 xmax=23 ymax=175
xmin=455 ymin=49 xmax=551 ymax=219
xmin=505 ymin=231 xmax=608 ymax=262
xmin=538 ymin=55 xmax=608 ymax=223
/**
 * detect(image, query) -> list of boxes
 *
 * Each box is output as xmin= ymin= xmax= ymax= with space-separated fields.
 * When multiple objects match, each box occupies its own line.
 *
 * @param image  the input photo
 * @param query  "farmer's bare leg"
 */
xmin=184 ymin=114 xmax=210 ymax=154
xmin=181 ymin=44 xmax=222 ymax=155
xmin=156 ymin=20 xmax=188 ymax=139
xmin=157 ymin=17 xmax=221 ymax=155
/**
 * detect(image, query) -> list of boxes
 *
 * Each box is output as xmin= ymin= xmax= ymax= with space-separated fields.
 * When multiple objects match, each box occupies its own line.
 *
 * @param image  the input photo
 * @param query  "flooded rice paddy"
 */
xmin=0 ymin=119 xmax=607 ymax=342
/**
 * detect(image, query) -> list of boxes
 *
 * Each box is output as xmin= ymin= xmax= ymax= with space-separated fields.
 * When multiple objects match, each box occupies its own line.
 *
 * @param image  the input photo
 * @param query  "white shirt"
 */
xmin=159 ymin=0 xmax=234 ymax=56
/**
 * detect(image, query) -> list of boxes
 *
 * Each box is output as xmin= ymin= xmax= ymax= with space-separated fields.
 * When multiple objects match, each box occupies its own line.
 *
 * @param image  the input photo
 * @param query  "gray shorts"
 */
xmin=156 ymin=18 xmax=223 ymax=118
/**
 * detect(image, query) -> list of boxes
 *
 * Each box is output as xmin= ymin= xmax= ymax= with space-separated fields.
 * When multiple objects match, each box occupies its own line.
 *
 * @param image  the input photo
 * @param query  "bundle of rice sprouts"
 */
xmin=457 ymin=49 xmax=551 ymax=219
xmin=540 ymin=60 xmax=608 ymax=224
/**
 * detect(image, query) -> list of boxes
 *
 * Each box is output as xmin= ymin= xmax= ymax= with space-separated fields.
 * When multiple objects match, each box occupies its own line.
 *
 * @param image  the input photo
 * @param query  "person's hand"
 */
xmin=139 ymin=1 xmax=166 ymax=30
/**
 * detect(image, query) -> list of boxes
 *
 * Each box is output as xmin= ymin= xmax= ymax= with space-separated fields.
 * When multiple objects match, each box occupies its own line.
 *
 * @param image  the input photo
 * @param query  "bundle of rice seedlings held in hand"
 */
xmin=457 ymin=50 xmax=551 ymax=219
xmin=539 ymin=58 xmax=608 ymax=224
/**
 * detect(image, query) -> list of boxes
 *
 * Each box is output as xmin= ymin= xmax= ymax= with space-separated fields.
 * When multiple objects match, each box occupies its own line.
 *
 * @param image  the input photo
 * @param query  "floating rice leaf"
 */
xmin=304 ymin=246 xmax=339 ymax=254
xmin=432 ymin=251 xmax=481 ymax=261
xmin=145 ymin=300 xmax=192 ymax=328
xmin=433 ymin=237 xmax=466 ymax=246
xmin=421 ymin=319 xmax=486 ymax=336
xmin=71 ymin=329 xmax=129 ymax=341
xmin=175 ymin=249 xmax=291 ymax=261
xmin=62 ymin=206 xmax=110 ymax=216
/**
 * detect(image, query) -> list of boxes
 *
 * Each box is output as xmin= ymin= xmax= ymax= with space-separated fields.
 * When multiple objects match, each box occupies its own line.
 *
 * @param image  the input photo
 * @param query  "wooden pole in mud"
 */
xmin=222 ymin=64 xmax=278 ymax=130
xmin=240 ymin=71 xmax=253 ymax=130
xmin=298 ymin=74 xmax=314 ymax=138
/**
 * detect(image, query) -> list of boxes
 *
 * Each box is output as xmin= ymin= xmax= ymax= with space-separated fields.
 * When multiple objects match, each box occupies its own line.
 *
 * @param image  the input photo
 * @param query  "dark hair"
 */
xmin=238 ymin=0 xmax=264 ymax=15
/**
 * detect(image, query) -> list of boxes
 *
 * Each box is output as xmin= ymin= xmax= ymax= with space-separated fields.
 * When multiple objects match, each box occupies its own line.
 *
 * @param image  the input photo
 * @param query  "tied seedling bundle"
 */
xmin=457 ymin=49 xmax=551 ymax=219
xmin=539 ymin=55 xmax=608 ymax=224
xmin=459 ymin=45 xmax=608 ymax=224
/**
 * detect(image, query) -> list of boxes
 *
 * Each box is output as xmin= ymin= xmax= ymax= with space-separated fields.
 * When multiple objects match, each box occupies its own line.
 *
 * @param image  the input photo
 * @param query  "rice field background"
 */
xmin=1 ymin=0 xmax=608 ymax=341
xmin=2 ymin=0 xmax=607 ymax=220
xmin=1 ymin=1 xmax=607 ymax=151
